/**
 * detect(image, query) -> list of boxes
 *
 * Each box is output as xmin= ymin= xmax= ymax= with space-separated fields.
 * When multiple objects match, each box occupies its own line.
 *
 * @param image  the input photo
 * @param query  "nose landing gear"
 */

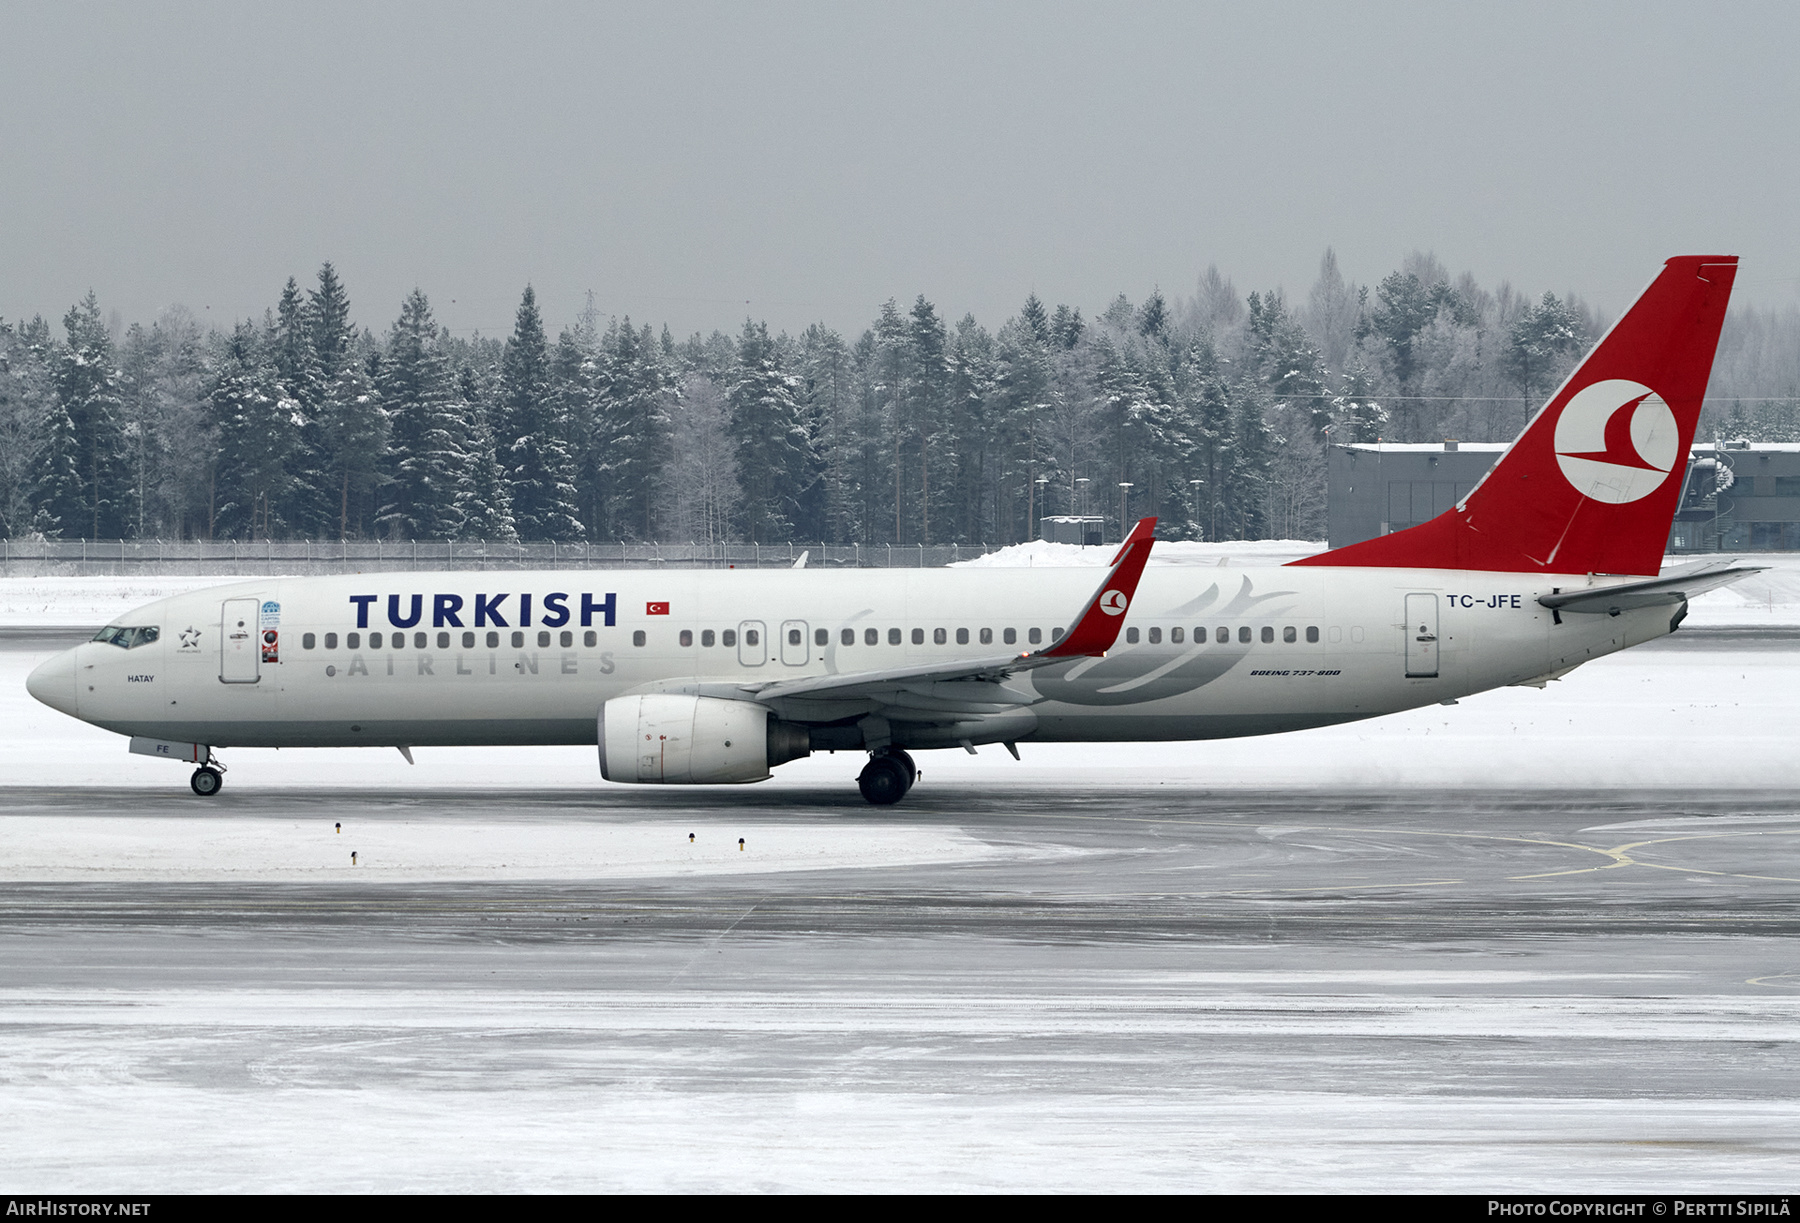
xmin=190 ymin=766 xmax=224 ymax=796
xmin=857 ymin=748 xmax=917 ymax=805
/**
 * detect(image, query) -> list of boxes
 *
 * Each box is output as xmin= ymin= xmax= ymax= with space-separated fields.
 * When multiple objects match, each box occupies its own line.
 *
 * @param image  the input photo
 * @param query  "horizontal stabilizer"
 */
xmin=1538 ymin=559 xmax=1765 ymax=615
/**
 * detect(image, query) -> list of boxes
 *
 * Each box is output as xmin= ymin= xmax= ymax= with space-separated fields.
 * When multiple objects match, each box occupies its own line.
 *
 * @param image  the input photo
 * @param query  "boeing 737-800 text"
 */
xmin=27 ymin=256 xmax=1758 ymax=803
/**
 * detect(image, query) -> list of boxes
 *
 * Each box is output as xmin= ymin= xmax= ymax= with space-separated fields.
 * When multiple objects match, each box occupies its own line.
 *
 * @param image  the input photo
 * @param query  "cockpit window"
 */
xmin=92 ymin=625 xmax=159 ymax=649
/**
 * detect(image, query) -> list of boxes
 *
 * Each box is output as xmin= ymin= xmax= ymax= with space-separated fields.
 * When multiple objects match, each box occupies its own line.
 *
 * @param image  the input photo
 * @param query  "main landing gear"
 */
xmin=857 ymin=749 xmax=917 ymax=806
xmin=190 ymin=765 xmax=224 ymax=796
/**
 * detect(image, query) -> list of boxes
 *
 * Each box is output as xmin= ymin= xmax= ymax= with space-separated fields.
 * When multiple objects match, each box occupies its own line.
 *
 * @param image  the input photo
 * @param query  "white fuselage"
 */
xmin=41 ymin=564 xmax=1676 ymax=755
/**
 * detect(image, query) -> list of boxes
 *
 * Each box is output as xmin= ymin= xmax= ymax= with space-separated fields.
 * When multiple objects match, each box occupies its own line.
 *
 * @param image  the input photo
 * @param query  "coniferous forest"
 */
xmin=2 ymin=251 xmax=1795 ymax=546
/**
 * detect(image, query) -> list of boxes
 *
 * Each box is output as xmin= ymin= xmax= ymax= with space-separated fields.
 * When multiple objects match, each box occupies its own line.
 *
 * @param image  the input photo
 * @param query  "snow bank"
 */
xmin=0 ymin=814 xmax=1045 ymax=884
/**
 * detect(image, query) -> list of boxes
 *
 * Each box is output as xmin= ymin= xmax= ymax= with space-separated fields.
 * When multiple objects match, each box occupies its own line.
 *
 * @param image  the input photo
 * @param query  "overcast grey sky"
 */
xmin=3 ymin=1 xmax=1796 ymax=339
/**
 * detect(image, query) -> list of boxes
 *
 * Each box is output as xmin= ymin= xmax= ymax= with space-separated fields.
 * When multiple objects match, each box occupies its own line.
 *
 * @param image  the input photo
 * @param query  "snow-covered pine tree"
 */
xmin=4 ymin=318 xmax=58 ymax=536
xmin=205 ymin=322 xmax=299 ymax=539
xmin=378 ymin=290 xmax=466 ymax=539
xmin=728 ymin=320 xmax=811 ymax=542
xmin=595 ymin=317 xmax=672 ymax=540
xmin=41 ymin=294 xmax=129 ymax=539
xmin=453 ymin=364 xmax=517 ymax=541
xmin=308 ymin=266 xmax=385 ymax=539
xmin=499 ymin=286 xmax=584 ymax=540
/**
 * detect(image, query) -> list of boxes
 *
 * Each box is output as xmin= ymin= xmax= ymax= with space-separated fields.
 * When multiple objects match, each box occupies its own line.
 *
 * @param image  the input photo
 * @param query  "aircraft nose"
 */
xmin=26 ymin=648 xmax=79 ymax=717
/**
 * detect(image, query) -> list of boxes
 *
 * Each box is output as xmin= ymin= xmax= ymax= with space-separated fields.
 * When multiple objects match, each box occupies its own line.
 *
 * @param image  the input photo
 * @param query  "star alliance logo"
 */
xmin=179 ymin=626 xmax=202 ymax=651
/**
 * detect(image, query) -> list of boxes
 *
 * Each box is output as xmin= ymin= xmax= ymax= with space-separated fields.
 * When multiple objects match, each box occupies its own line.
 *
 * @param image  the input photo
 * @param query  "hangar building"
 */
xmin=1327 ymin=440 xmax=1800 ymax=553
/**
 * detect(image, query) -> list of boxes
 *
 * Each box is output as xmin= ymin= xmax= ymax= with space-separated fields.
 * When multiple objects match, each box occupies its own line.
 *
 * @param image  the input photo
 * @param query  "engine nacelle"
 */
xmin=598 ymin=694 xmax=811 ymax=784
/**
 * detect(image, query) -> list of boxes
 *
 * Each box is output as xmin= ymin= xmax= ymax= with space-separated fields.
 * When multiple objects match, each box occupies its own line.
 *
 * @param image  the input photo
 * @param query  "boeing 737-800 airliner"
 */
xmin=26 ymin=256 xmax=1758 ymax=803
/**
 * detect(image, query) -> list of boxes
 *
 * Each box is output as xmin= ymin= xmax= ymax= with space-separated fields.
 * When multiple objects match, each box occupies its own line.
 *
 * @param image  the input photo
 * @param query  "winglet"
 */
xmin=1037 ymin=517 xmax=1157 ymax=659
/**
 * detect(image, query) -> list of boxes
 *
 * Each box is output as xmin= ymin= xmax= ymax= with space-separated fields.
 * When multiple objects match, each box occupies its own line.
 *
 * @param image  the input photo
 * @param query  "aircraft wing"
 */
xmin=726 ymin=517 xmax=1159 ymax=717
xmin=1537 ymin=559 xmax=1766 ymax=615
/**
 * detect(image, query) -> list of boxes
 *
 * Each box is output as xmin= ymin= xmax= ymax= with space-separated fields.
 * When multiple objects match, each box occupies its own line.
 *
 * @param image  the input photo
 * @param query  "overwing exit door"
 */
xmin=780 ymin=620 xmax=809 ymax=666
xmin=1405 ymin=593 xmax=1439 ymax=678
xmin=221 ymin=597 xmax=260 ymax=683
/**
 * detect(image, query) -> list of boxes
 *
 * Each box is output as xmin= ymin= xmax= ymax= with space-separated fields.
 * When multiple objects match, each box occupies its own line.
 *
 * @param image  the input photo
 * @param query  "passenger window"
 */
xmin=325 ymin=632 xmax=338 ymax=650
xmin=537 ymin=631 xmax=551 ymax=648
xmin=560 ymin=630 xmax=573 ymax=648
xmin=1148 ymin=627 xmax=1161 ymax=644
xmin=1003 ymin=628 xmax=1016 ymax=645
xmin=842 ymin=628 xmax=855 ymax=646
xmin=463 ymin=631 xmax=476 ymax=648
xmin=1350 ymin=627 xmax=1365 ymax=643
xmin=864 ymin=627 xmax=878 ymax=645
xmin=745 ymin=629 xmax=759 ymax=646
xmin=1171 ymin=627 xmax=1183 ymax=644
xmin=369 ymin=632 xmax=382 ymax=649
xmin=680 ymin=630 xmax=693 ymax=647
xmin=1329 ymin=627 xmax=1341 ymax=644
xmin=632 ymin=630 xmax=646 ymax=647
xmin=1125 ymin=627 xmax=1139 ymax=644
xmin=957 ymin=628 xmax=970 ymax=645
xmin=1283 ymin=626 xmax=1297 ymax=643
xmin=912 ymin=628 xmax=925 ymax=645
xmin=1216 ymin=626 xmax=1228 ymax=644
xmin=585 ymin=630 xmax=597 ymax=647
xmin=511 ymin=631 xmax=523 ymax=648
xmin=1238 ymin=627 xmax=1251 ymax=644
xmin=789 ymin=628 xmax=803 ymax=646
xmin=303 ymin=632 xmax=316 ymax=650
xmin=415 ymin=632 xmax=429 ymax=649
xmin=1051 ymin=627 xmax=1063 ymax=641
xmin=1307 ymin=626 xmax=1320 ymax=643
xmin=888 ymin=628 xmax=901 ymax=645
xmin=486 ymin=631 xmax=499 ymax=648
xmin=703 ymin=629 xmax=716 ymax=647
xmin=1028 ymin=628 xmax=1042 ymax=645
xmin=815 ymin=628 xmax=828 ymax=646
xmin=1260 ymin=626 xmax=1274 ymax=644
xmin=436 ymin=631 xmax=449 ymax=649
xmin=932 ymin=628 xmax=945 ymax=645
xmin=979 ymin=628 xmax=992 ymax=645
xmin=723 ymin=629 xmax=737 ymax=647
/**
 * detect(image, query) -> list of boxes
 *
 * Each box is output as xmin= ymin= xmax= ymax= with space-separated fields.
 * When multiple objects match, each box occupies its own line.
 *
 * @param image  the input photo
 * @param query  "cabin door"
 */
xmin=220 ymin=597 xmax=261 ymax=683
xmin=1404 ymin=593 xmax=1439 ymax=678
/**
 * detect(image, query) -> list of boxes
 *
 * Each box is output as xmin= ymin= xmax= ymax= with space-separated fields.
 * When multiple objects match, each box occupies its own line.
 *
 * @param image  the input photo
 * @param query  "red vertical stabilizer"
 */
xmin=1291 ymin=256 xmax=1738 ymax=576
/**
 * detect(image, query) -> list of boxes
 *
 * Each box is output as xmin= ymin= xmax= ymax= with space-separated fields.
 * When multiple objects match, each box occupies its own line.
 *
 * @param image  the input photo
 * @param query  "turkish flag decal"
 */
xmin=646 ymin=602 xmax=670 ymax=615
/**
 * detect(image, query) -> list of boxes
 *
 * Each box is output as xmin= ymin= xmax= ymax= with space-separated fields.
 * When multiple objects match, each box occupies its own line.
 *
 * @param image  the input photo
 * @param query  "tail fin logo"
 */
xmin=1552 ymin=379 xmax=1680 ymax=504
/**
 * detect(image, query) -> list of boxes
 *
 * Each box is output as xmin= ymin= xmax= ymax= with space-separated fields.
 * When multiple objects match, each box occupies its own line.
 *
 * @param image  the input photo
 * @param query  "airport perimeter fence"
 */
xmin=0 ymin=538 xmax=1011 ymax=577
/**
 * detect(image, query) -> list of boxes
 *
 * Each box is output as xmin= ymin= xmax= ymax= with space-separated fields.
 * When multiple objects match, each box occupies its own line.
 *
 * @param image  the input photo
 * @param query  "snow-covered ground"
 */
xmin=0 ymin=813 xmax=1055 ymax=884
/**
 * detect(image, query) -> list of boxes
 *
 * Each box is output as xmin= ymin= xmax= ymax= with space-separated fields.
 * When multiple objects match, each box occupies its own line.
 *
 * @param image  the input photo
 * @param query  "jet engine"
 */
xmin=598 ymin=693 xmax=811 ymax=784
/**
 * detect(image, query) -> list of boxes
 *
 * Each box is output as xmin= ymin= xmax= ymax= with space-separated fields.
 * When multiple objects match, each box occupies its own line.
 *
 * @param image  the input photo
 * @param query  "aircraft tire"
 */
xmin=190 ymin=767 xmax=222 ymax=797
xmin=887 ymin=749 xmax=917 ymax=792
xmin=857 ymin=756 xmax=908 ymax=805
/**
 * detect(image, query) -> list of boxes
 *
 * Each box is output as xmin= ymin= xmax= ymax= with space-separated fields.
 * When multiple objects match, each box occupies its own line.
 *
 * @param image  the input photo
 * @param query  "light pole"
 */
xmin=1118 ymin=482 xmax=1133 ymax=540
xmin=1189 ymin=479 xmax=1203 ymax=540
xmin=1076 ymin=477 xmax=1089 ymax=521
xmin=1035 ymin=475 xmax=1050 ymax=538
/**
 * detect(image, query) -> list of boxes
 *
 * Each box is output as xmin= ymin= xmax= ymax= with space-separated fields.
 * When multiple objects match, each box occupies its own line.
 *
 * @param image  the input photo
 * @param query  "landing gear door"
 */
xmin=1405 ymin=593 xmax=1439 ymax=678
xmin=221 ymin=597 xmax=261 ymax=683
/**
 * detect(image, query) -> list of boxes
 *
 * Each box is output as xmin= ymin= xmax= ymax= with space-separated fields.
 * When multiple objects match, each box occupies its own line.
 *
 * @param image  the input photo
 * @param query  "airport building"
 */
xmin=1327 ymin=440 xmax=1800 ymax=553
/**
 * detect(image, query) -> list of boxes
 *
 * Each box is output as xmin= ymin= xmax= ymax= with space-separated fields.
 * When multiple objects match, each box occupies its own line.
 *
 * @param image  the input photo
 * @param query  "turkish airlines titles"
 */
xmin=345 ymin=591 xmax=619 ymax=631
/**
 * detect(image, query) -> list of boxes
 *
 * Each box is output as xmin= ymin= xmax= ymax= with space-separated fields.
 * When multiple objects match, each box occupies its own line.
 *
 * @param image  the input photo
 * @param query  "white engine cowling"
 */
xmin=599 ymin=694 xmax=809 ymax=784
